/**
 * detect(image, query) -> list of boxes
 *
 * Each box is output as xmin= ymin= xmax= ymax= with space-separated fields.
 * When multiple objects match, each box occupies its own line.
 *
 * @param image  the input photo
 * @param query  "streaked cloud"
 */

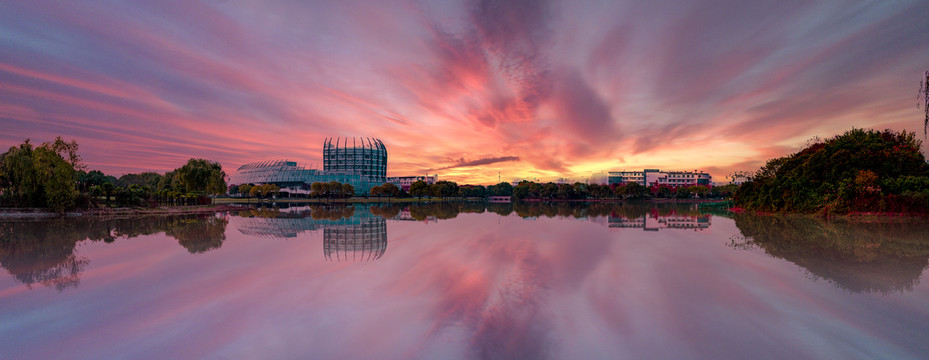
xmin=428 ymin=156 xmax=521 ymax=171
xmin=1 ymin=0 xmax=927 ymax=184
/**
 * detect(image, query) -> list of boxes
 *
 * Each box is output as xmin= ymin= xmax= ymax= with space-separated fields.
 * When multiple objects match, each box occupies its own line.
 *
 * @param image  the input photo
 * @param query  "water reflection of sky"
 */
xmin=1 ymin=206 xmax=928 ymax=359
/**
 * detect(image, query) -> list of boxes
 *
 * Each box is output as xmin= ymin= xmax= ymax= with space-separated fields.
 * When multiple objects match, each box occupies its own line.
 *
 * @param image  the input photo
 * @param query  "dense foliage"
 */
xmin=1 ymin=138 xmax=227 ymax=211
xmin=0 ymin=138 xmax=83 ymax=212
xmin=734 ymin=128 xmax=929 ymax=213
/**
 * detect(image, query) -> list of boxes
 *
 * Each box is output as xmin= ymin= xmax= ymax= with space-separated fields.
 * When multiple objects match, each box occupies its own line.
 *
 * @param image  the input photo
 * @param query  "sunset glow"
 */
xmin=2 ymin=1 xmax=927 ymax=184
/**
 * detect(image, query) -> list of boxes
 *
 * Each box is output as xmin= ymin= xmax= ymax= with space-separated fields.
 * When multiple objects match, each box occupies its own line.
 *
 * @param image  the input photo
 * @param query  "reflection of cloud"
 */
xmin=469 ymin=244 xmax=554 ymax=360
xmin=391 ymin=225 xmax=557 ymax=358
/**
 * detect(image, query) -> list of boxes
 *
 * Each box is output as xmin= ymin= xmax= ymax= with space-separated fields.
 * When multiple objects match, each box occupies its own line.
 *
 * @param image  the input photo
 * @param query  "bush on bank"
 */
xmin=734 ymin=128 xmax=929 ymax=214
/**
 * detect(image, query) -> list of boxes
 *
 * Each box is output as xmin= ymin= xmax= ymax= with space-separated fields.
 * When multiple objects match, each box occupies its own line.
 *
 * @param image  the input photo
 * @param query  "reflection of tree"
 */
xmin=235 ymin=207 xmax=282 ymax=218
xmin=323 ymin=218 xmax=387 ymax=262
xmin=0 ymin=222 xmax=88 ymax=291
xmin=485 ymin=203 xmax=513 ymax=216
xmin=509 ymin=201 xmax=705 ymax=221
xmin=408 ymin=202 xmax=461 ymax=220
xmin=369 ymin=204 xmax=402 ymax=219
xmin=0 ymin=214 xmax=231 ymax=291
xmin=165 ymin=215 xmax=229 ymax=254
xmin=731 ymin=215 xmax=929 ymax=294
xmin=310 ymin=205 xmax=355 ymax=220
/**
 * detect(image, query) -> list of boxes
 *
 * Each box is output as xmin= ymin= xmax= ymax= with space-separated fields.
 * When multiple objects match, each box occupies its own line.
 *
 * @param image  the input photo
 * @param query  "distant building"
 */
xmin=230 ymin=137 xmax=388 ymax=196
xmin=608 ymin=169 xmax=712 ymax=188
xmin=387 ymin=175 xmax=437 ymax=192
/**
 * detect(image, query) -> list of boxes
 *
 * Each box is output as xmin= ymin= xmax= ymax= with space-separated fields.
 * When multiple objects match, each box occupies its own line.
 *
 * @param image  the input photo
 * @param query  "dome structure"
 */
xmin=323 ymin=137 xmax=387 ymax=183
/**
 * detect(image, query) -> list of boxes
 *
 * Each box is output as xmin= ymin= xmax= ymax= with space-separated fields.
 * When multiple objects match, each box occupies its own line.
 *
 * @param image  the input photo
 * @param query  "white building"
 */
xmin=387 ymin=175 xmax=437 ymax=191
xmin=608 ymin=169 xmax=712 ymax=187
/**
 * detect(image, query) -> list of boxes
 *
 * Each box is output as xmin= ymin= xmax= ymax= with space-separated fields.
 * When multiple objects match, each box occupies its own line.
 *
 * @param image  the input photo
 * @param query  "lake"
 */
xmin=2 ymin=202 xmax=928 ymax=359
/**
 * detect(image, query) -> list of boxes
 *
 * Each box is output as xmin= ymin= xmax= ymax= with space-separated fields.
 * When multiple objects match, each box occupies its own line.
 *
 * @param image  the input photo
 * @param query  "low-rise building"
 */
xmin=608 ymin=169 xmax=712 ymax=188
xmin=387 ymin=175 xmax=437 ymax=192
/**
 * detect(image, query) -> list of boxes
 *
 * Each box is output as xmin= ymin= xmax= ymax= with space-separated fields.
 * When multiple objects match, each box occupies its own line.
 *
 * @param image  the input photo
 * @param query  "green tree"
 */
xmin=341 ymin=183 xmax=355 ymax=197
xmin=157 ymin=171 xmax=177 ymax=191
xmin=487 ymin=182 xmax=514 ymax=197
xmin=410 ymin=180 xmax=429 ymax=198
xmin=101 ymin=182 xmax=115 ymax=207
xmin=77 ymin=170 xmax=109 ymax=192
xmin=238 ymin=184 xmax=253 ymax=198
xmin=310 ymin=182 xmax=324 ymax=197
xmin=0 ymin=140 xmax=40 ymax=207
xmin=540 ymin=182 xmax=557 ymax=199
xmin=174 ymin=159 xmax=226 ymax=195
xmin=32 ymin=145 xmax=79 ymax=212
xmin=327 ymin=181 xmax=341 ymax=197
xmin=382 ymin=183 xmax=401 ymax=198
xmin=118 ymin=172 xmax=163 ymax=189
xmin=573 ymin=182 xmax=590 ymax=199
xmin=735 ymin=128 xmax=929 ymax=213
xmin=432 ymin=180 xmax=458 ymax=198
xmin=0 ymin=137 xmax=82 ymax=211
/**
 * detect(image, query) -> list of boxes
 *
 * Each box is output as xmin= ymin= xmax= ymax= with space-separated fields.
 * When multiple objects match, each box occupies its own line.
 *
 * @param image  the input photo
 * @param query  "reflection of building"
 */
xmin=387 ymin=175 xmax=437 ymax=191
xmin=324 ymin=220 xmax=387 ymax=262
xmin=608 ymin=169 xmax=712 ymax=187
xmin=608 ymin=214 xmax=711 ymax=231
xmin=396 ymin=208 xmax=437 ymax=222
xmin=235 ymin=205 xmax=388 ymax=262
xmin=230 ymin=137 xmax=388 ymax=196
xmin=237 ymin=211 xmax=319 ymax=238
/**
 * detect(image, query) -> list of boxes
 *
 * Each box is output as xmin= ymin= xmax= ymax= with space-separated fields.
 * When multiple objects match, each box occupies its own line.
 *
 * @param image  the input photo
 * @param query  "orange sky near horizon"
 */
xmin=1 ymin=1 xmax=927 ymax=185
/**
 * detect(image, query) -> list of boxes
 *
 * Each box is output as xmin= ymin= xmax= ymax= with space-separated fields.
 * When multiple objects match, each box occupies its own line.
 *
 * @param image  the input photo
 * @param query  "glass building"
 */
xmin=229 ymin=137 xmax=389 ymax=196
xmin=323 ymin=137 xmax=387 ymax=183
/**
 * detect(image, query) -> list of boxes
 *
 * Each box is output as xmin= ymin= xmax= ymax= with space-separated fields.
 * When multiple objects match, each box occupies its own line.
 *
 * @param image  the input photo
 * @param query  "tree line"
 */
xmin=228 ymin=178 xmax=739 ymax=201
xmin=733 ymin=128 xmax=929 ymax=214
xmin=1 ymin=137 xmax=228 ymax=211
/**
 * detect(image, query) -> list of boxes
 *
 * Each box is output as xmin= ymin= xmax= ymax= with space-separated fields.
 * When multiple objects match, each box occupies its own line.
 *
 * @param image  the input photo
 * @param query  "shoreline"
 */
xmin=215 ymin=197 xmax=732 ymax=204
xmin=0 ymin=204 xmax=248 ymax=220
xmin=728 ymin=207 xmax=929 ymax=220
xmin=1 ymin=198 xmax=735 ymax=219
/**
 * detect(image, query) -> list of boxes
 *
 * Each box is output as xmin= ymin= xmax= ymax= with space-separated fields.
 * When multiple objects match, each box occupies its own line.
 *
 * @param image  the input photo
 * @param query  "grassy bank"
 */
xmin=214 ymin=197 xmax=485 ymax=204
xmin=0 ymin=204 xmax=247 ymax=219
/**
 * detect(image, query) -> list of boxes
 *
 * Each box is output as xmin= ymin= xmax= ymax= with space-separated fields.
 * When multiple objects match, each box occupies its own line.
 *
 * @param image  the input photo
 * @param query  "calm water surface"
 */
xmin=1 ymin=203 xmax=928 ymax=359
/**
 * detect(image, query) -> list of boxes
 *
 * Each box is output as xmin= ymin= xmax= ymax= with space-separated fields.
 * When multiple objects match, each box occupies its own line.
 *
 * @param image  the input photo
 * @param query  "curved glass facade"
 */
xmin=323 ymin=137 xmax=387 ymax=183
xmin=229 ymin=137 xmax=389 ymax=196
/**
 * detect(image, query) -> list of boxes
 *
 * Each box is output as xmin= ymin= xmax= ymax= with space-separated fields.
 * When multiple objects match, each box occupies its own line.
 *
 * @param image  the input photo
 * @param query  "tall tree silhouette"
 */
xmin=920 ymin=68 xmax=929 ymax=136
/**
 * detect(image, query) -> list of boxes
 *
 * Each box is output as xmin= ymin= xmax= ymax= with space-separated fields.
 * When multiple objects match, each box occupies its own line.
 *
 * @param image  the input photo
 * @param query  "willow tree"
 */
xmin=174 ymin=158 xmax=227 ymax=195
xmin=0 ymin=137 xmax=82 ymax=211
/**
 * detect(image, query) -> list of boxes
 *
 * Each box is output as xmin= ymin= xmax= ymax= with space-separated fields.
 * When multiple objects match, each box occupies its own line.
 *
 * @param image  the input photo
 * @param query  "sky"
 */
xmin=1 ymin=0 xmax=927 ymax=185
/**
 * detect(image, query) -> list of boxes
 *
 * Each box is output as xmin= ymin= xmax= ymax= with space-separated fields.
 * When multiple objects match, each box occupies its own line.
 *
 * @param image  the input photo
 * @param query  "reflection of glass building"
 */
xmin=324 ymin=220 xmax=387 ymax=262
xmin=235 ymin=205 xmax=388 ymax=262
xmin=608 ymin=214 xmax=711 ymax=231
xmin=230 ymin=137 xmax=388 ymax=196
